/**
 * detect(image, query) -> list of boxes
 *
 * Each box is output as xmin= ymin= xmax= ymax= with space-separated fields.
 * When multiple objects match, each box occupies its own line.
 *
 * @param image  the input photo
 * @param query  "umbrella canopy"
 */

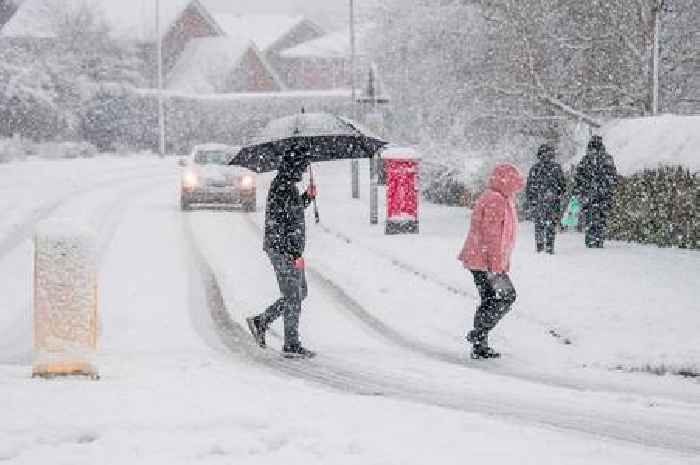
xmin=229 ymin=112 xmax=387 ymax=172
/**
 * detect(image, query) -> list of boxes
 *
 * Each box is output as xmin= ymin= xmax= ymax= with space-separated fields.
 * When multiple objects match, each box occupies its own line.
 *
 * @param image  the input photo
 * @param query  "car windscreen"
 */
xmin=194 ymin=151 xmax=229 ymax=165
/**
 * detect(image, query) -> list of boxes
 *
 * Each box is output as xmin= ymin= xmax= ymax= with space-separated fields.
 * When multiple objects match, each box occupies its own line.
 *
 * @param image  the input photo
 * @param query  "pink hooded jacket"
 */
xmin=458 ymin=163 xmax=525 ymax=273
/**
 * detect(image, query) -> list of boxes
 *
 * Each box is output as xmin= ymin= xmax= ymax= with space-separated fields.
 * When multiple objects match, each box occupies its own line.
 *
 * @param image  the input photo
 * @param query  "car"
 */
xmin=180 ymin=144 xmax=257 ymax=211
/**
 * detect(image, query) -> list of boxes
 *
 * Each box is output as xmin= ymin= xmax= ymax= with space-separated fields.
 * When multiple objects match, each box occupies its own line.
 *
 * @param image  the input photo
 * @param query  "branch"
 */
xmin=538 ymin=93 xmax=603 ymax=128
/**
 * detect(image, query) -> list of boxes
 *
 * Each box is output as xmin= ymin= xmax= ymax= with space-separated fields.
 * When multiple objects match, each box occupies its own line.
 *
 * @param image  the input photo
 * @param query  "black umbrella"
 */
xmin=229 ymin=111 xmax=387 ymax=173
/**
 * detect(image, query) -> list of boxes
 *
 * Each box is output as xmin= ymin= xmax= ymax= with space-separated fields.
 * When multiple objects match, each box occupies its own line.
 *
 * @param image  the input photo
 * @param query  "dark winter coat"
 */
xmin=263 ymin=173 xmax=312 ymax=258
xmin=525 ymin=147 xmax=567 ymax=218
xmin=573 ymin=146 xmax=618 ymax=210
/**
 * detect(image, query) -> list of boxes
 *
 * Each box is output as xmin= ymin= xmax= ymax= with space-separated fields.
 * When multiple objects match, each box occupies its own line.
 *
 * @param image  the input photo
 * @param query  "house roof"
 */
xmin=1 ymin=0 xmax=219 ymax=42
xmin=166 ymin=36 xmax=281 ymax=94
xmin=279 ymin=27 xmax=371 ymax=59
xmin=212 ymin=13 xmax=322 ymax=53
xmin=279 ymin=30 xmax=350 ymax=59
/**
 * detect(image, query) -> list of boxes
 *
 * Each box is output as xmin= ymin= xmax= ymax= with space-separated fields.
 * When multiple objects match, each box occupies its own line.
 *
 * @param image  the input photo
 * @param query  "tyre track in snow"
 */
xmin=185 ymin=212 xmax=700 ymax=457
xmin=0 ymin=176 xmax=174 ymax=364
xmin=240 ymin=215 xmax=636 ymax=396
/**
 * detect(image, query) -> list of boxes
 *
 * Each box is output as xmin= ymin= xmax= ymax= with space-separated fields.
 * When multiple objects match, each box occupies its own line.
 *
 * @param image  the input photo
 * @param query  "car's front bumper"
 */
xmin=182 ymin=187 xmax=255 ymax=205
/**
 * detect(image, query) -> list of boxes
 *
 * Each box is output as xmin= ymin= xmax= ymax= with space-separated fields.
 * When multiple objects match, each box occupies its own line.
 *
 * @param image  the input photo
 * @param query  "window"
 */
xmin=194 ymin=150 xmax=229 ymax=165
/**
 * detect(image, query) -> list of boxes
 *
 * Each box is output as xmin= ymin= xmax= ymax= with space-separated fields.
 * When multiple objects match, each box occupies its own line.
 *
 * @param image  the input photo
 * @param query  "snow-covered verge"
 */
xmin=591 ymin=114 xmax=700 ymax=175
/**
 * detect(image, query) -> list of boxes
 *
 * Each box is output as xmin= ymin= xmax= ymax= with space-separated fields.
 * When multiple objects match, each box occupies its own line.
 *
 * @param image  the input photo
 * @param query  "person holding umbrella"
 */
xmin=247 ymin=144 xmax=317 ymax=358
xmin=233 ymin=110 xmax=386 ymax=357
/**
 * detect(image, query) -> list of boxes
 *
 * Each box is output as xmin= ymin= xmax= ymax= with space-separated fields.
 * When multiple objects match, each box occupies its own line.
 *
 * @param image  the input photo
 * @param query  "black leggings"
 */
xmin=470 ymin=270 xmax=517 ymax=344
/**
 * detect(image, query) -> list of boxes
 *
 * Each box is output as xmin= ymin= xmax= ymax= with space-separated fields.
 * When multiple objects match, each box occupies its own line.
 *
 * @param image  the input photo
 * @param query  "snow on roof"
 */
xmin=381 ymin=146 xmax=420 ymax=160
xmin=137 ymin=87 xmax=352 ymax=101
xmin=279 ymin=27 xmax=369 ymax=59
xmin=279 ymin=30 xmax=350 ymax=59
xmin=1 ymin=0 xmax=200 ymax=41
xmin=212 ymin=13 xmax=318 ymax=52
xmin=166 ymin=36 xmax=258 ymax=94
xmin=575 ymin=115 xmax=700 ymax=175
xmin=192 ymin=143 xmax=233 ymax=152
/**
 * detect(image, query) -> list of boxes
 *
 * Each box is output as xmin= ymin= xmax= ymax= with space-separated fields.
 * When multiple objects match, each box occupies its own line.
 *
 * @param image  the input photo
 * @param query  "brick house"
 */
xmin=2 ymin=0 xmax=378 ymax=95
xmin=0 ymin=0 xmax=224 ymax=87
xmin=213 ymin=13 xmax=327 ymax=90
xmin=167 ymin=37 xmax=282 ymax=94
xmin=278 ymin=30 xmax=354 ymax=90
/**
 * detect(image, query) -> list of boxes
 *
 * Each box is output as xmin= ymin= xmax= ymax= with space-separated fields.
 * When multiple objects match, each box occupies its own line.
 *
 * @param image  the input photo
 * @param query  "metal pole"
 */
xmin=350 ymin=0 xmax=360 ymax=199
xmin=651 ymin=1 xmax=661 ymax=115
xmin=156 ymin=0 xmax=165 ymax=157
xmin=369 ymin=67 xmax=379 ymax=225
xmin=369 ymin=156 xmax=378 ymax=225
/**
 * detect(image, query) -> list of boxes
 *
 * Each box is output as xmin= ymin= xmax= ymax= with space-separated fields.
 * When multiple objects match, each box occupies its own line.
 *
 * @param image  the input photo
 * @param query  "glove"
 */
xmin=293 ymin=257 xmax=305 ymax=270
xmin=306 ymin=183 xmax=317 ymax=199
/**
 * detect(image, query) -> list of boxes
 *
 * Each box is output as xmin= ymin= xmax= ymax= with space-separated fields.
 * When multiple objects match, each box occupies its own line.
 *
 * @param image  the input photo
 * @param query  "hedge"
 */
xmin=607 ymin=166 xmax=698 ymax=249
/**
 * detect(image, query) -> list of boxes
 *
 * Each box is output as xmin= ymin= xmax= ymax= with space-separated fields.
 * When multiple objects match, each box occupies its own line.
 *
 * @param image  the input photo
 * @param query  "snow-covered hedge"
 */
xmin=33 ymin=141 xmax=98 ymax=160
xmin=0 ymin=136 xmax=29 ymax=163
xmin=607 ymin=166 xmax=698 ymax=249
xmin=0 ymin=138 xmax=98 ymax=162
xmin=79 ymin=90 xmax=358 ymax=154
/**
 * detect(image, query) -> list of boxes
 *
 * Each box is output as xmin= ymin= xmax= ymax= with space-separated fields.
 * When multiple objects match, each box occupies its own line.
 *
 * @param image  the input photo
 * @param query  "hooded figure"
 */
xmin=458 ymin=163 xmax=525 ymax=359
xmin=247 ymin=144 xmax=317 ymax=357
xmin=525 ymin=144 xmax=566 ymax=253
xmin=573 ymin=135 xmax=617 ymax=248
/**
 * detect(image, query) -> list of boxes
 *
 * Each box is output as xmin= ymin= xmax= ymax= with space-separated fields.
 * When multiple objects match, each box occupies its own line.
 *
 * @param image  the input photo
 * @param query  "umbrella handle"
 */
xmin=309 ymin=166 xmax=320 ymax=224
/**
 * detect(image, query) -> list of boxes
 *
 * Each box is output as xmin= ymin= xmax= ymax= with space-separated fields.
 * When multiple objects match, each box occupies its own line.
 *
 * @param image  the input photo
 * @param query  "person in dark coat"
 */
xmin=525 ymin=143 xmax=567 ymax=254
xmin=247 ymin=145 xmax=317 ymax=357
xmin=573 ymin=135 xmax=618 ymax=248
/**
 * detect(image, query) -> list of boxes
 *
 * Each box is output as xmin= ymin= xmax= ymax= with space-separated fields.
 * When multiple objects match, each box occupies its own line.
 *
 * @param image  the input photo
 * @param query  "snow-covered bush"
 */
xmin=0 ymin=135 xmax=31 ymax=163
xmin=33 ymin=141 xmax=98 ymax=160
xmin=99 ymin=91 xmax=355 ymax=155
xmin=607 ymin=166 xmax=698 ymax=249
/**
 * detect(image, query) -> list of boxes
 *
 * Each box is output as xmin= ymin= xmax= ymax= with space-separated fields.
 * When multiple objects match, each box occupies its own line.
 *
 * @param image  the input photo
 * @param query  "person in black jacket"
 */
xmin=247 ymin=145 xmax=317 ymax=357
xmin=525 ymin=143 xmax=567 ymax=254
xmin=573 ymin=135 xmax=618 ymax=248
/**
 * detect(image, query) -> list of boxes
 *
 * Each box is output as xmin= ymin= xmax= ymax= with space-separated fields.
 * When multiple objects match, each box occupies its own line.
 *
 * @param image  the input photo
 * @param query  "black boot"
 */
xmin=246 ymin=316 xmax=266 ymax=348
xmin=471 ymin=345 xmax=501 ymax=359
xmin=282 ymin=343 xmax=315 ymax=359
xmin=536 ymin=242 xmax=544 ymax=253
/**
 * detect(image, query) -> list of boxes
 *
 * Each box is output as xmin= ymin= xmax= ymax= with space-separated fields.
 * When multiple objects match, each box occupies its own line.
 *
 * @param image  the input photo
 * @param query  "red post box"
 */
xmin=383 ymin=147 xmax=420 ymax=235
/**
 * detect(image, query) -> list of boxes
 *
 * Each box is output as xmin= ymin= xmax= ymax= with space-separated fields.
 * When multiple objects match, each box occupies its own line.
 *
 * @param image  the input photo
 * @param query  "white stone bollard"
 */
xmin=33 ymin=220 xmax=99 ymax=379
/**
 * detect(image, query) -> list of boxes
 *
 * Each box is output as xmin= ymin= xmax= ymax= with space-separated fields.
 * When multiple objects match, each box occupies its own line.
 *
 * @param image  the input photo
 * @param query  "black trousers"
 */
xmin=534 ymin=211 xmax=557 ymax=253
xmin=470 ymin=270 xmax=516 ymax=345
xmin=260 ymin=252 xmax=308 ymax=347
xmin=584 ymin=202 xmax=610 ymax=248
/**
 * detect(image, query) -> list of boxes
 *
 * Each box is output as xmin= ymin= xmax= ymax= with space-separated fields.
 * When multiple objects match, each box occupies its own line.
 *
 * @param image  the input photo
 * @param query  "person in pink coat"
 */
xmin=458 ymin=163 xmax=525 ymax=359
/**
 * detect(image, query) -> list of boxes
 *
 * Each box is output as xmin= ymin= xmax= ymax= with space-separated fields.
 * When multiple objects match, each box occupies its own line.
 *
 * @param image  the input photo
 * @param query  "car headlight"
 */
xmin=240 ymin=175 xmax=254 ymax=190
xmin=183 ymin=172 xmax=198 ymax=188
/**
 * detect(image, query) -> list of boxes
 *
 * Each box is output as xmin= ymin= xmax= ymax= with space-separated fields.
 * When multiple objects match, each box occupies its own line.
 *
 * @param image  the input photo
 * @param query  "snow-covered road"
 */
xmin=0 ymin=156 xmax=698 ymax=464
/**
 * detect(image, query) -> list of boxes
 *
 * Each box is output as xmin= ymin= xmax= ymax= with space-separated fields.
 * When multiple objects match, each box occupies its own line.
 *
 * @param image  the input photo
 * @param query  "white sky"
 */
xmin=201 ymin=0 xmax=376 ymax=29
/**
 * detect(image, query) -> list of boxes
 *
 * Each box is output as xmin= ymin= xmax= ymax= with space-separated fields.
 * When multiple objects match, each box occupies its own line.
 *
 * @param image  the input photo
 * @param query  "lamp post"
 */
xmin=650 ymin=0 xmax=671 ymax=115
xmin=156 ymin=0 xmax=165 ymax=157
xmin=358 ymin=65 xmax=390 ymax=225
xmin=350 ymin=0 xmax=360 ymax=199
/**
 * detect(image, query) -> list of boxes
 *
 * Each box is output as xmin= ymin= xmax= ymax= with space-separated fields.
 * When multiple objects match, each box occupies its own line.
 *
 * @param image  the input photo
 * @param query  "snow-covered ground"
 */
xmin=0 ymin=156 xmax=698 ymax=464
